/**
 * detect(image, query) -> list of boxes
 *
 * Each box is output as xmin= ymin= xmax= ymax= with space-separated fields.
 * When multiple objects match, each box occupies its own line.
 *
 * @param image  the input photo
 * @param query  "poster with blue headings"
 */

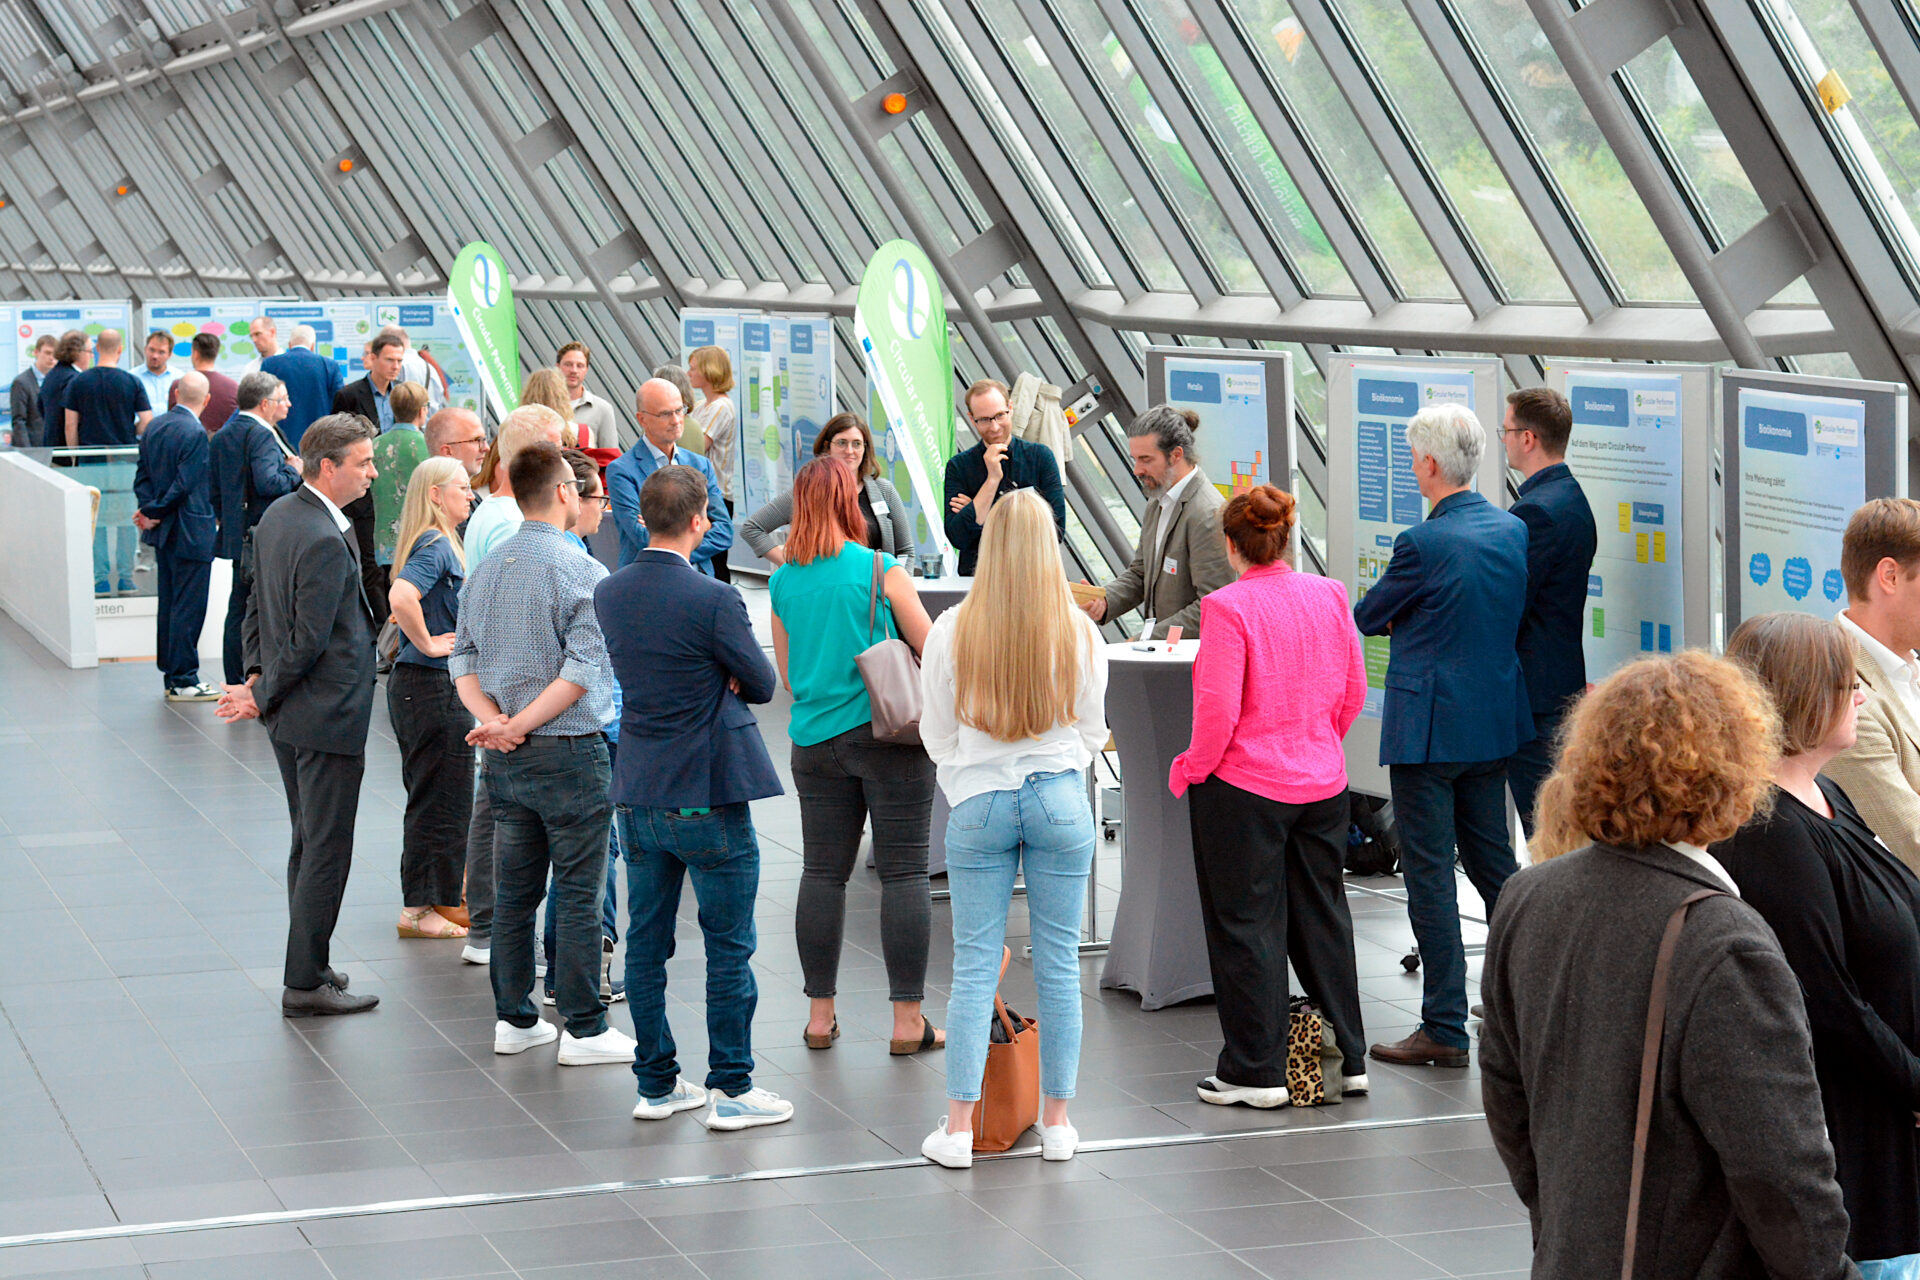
xmin=1735 ymin=386 xmax=1866 ymax=615
xmin=737 ymin=316 xmax=786 ymax=515
xmin=679 ymin=310 xmax=745 ymax=463
xmin=143 ymin=298 xmax=296 ymax=378
xmin=1 ymin=300 xmax=134 ymax=439
xmin=783 ymin=316 xmax=834 ymax=473
xmin=371 ymin=299 xmax=483 ymax=415
xmin=261 ymin=300 xmax=372 ymax=374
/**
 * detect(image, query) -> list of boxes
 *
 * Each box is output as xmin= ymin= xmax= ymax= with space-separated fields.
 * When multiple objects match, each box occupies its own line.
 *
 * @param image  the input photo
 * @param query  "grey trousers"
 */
xmin=465 ymin=751 xmax=498 ymax=943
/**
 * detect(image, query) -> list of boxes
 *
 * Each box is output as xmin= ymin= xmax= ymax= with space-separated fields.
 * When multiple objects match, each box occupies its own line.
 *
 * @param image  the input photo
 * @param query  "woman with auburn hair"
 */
xmin=768 ymin=457 xmax=941 ymax=1057
xmin=518 ymin=368 xmax=581 ymax=447
xmin=918 ymin=490 xmax=1108 ymax=1169
xmin=1482 ymin=652 xmax=1857 ymax=1280
xmin=688 ymin=346 xmax=737 ymax=582
xmin=1711 ymin=612 xmax=1920 ymax=1267
xmin=1170 ymin=484 xmax=1369 ymax=1107
xmin=739 ymin=413 xmax=914 ymax=565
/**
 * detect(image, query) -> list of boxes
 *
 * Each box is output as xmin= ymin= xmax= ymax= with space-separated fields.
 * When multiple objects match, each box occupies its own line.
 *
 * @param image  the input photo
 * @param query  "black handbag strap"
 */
xmin=1622 ymin=887 xmax=1727 ymax=1280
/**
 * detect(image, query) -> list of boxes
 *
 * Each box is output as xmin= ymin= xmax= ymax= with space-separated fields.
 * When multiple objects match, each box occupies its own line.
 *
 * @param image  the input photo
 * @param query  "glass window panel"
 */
xmin=1620 ymin=42 xmax=1766 ymax=243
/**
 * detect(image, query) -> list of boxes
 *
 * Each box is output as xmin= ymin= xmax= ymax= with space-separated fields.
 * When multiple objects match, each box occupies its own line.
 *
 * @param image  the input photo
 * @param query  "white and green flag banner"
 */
xmin=447 ymin=242 xmax=519 ymax=419
xmin=854 ymin=240 xmax=953 ymax=557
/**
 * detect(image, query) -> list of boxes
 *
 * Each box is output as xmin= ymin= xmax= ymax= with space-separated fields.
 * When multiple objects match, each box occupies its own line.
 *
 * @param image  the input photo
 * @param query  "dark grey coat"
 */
xmin=1480 ymin=843 xmax=1860 ymax=1280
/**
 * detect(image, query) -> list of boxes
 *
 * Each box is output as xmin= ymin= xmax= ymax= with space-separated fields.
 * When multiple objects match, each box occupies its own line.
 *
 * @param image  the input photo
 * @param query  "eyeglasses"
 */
xmin=643 ymin=406 xmax=687 ymax=420
xmin=450 ymin=435 xmax=488 ymax=447
xmin=829 ymin=438 xmax=865 ymax=453
xmin=972 ymin=410 xmax=1012 ymax=427
xmin=581 ymin=493 xmax=612 ymax=510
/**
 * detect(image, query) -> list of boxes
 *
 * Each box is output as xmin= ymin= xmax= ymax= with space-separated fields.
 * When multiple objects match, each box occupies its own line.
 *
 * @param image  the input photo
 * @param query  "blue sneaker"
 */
xmin=702 ymin=1086 xmax=794 ymax=1131
xmin=94 ymin=579 xmax=110 ymax=595
xmin=632 ymin=1077 xmax=707 ymax=1121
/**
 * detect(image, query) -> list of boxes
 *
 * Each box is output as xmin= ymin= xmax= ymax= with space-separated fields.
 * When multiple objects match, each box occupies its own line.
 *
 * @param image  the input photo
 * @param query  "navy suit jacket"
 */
xmin=594 ymin=549 xmax=781 ymax=809
xmin=208 ymin=411 xmax=302 ymax=560
xmin=132 ymin=407 xmax=216 ymax=561
xmin=606 ymin=443 xmax=734 ymax=571
xmin=1511 ymin=462 xmax=1597 ymax=716
xmin=260 ymin=348 xmax=343 ymax=447
xmin=1354 ymin=489 xmax=1534 ymax=766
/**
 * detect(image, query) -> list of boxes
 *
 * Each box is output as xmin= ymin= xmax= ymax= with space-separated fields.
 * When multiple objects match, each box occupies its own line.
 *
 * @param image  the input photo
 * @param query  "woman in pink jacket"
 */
xmin=1170 ymin=485 xmax=1369 ymax=1107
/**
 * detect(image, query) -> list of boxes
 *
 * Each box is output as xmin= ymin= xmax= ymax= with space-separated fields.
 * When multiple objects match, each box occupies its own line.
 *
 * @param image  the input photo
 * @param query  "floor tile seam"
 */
xmin=0 ymin=998 xmax=116 ymax=1216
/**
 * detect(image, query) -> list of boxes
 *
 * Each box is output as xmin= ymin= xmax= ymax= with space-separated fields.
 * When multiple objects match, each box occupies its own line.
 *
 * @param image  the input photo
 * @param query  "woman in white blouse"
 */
xmin=688 ymin=345 xmax=737 ymax=583
xmin=918 ymin=490 xmax=1109 ymax=1169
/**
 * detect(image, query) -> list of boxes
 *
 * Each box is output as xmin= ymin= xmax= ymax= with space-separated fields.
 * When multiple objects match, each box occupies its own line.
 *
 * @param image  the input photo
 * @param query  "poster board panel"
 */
xmin=1144 ymin=347 xmax=1297 ymax=508
xmin=1 ymin=301 xmax=134 ymax=438
xmin=143 ymin=297 xmax=297 ymax=379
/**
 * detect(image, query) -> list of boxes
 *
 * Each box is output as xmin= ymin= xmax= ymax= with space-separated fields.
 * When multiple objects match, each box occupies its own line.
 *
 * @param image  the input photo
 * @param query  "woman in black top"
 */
xmin=1713 ymin=610 xmax=1920 ymax=1264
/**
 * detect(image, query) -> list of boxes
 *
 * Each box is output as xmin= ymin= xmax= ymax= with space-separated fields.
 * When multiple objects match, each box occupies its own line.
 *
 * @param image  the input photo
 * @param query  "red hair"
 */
xmin=785 ymin=457 xmax=864 ymax=565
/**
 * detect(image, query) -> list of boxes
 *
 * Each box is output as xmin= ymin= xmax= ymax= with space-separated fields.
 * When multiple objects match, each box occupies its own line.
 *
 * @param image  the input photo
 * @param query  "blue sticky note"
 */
xmin=1640 ymin=621 xmax=1654 ymax=652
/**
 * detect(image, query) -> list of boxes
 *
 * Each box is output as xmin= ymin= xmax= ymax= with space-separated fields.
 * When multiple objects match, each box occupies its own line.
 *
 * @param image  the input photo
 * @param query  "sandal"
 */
xmin=804 ymin=1019 xmax=840 ymax=1050
xmin=890 ymin=1016 xmax=945 ymax=1056
xmin=398 ymin=906 xmax=468 ymax=939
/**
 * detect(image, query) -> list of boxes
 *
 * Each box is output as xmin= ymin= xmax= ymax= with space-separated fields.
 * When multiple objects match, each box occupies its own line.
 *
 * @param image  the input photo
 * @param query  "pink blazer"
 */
xmin=1169 ymin=561 xmax=1366 ymax=805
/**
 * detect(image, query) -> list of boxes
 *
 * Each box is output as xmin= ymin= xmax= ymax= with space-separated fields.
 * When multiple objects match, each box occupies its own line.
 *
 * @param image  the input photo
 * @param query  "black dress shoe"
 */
xmin=325 ymin=968 xmax=349 ymax=992
xmin=282 ymin=983 xmax=379 ymax=1017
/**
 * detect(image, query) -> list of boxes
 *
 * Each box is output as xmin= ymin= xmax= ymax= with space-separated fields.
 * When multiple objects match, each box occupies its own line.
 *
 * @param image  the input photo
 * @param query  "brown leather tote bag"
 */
xmin=971 ymin=947 xmax=1041 ymax=1152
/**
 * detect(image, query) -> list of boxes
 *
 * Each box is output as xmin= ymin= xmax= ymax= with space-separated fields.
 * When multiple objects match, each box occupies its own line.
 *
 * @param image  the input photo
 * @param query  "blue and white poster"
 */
xmin=2 ymin=300 xmax=133 ymax=438
xmin=1349 ymin=364 xmax=1477 ymax=720
xmin=678 ymin=310 xmax=746 ymax=463
xmin=1160 ymin=355 xmax=1280 ymax=499
xmin=261 ymin=300 xmax=372 ymax=374
xmin=870 ymin=379 xmax=941 ymax=557
xmin=143 ymin=297 xmax=295 ymax=378
xmin=737 ymin=317 xmax=786 ymax=515
xmin=782 ymin=316 xmax=835 ymax=472
xmin=1736 ymin=386 xmax=1866 ymax=617
xmin=371 ymin=299 xmax=482 ymax=415
xmin=1564 ymin=371 xmax=1686 ymax=675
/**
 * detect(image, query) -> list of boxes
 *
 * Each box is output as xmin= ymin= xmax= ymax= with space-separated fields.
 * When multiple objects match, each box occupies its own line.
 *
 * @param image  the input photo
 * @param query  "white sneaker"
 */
xmin=493 ymin=1019 xmax=557 ymax=1055
xmin=1196 ymin=1075 xmax=1290 ymax=1108
xmin=702 ymin=1087 xmax=795 ymax=1131
xmin=1342 ymin=1073 xmax=1369 ymax=1096
xmin=1040 ymin=1121 xmax=1079 ymax=1161
xmin=164 ymin=682 xmax=219 ymax=702
xmin=922 ymin=1116 xmax=973 ymax=1169
xmin=535 ymin=960 xmax=548 ymax=979
xmin=633 ymin=1077 xmax=708 ymax=1121
xmin=557 ymin=1025 xmax=638 ymax=1066
xmin=461 ymin=943 xmax=490 ymax=965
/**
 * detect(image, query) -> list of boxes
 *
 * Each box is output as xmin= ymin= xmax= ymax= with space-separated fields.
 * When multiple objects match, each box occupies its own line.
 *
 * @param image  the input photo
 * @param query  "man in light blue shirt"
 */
xmin=134 ymin=330 xmax=179 ymax=414
xmin=606 ymin=378 xmax=732 ymax=571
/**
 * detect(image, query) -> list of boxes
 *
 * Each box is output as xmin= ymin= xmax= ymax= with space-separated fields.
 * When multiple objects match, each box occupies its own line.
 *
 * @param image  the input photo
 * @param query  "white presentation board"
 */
xmin=142 ymin=297 xmax=298 ymax=379
xmin=782 ymin=316 xmax=835 ymax=475
xmin=1546 ymin=363 xmax=1715 ymax=677
xmin=1143 ymin=348 xmax=1297 ymax=508
xmin=1326 ymin=355 xmax=1506 ymax=799
xmin=0 ymin=300 xmax=134 ymax=439
xmin=737 ymin=316 xmax=790 ymax=519
xmin=1723 ymin=370 xmax=1908 ymax=629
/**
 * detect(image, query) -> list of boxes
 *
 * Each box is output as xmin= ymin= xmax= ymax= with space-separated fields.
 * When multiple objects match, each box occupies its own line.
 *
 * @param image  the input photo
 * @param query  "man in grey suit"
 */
xmin=8 ymin=334 xmax=55 ymax=447
xmin=217 ymin=414 xmax=381 ymax=1017
xmin=1083 ymin=405 xmax=1238 ymax=639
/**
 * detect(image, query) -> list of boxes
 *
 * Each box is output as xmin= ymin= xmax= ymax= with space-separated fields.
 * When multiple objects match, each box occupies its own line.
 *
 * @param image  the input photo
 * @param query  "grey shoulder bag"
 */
xmin=854 ymin=549 xmax=922 ymax=745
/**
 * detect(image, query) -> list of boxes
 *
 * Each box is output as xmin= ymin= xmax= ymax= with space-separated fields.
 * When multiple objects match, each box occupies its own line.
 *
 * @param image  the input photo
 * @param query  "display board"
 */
xmin=1144 ymin=347 xmax=1297 ymax=503
xmin=143 ymin=297 xmax=297 ymax=378
xmin=0 ymin=300 xmax=134 ymax=438
xmin=256 ymin=299 xmax=484 ymax=418
xmin=783 ymin=316 xmax=835 ymax=471
xmin=738 ymin=316 xmax=789 ymax=518
xmin=1723 ymin=369 xmax=1908 ymax=628
xmin=678 ymin=310 xmax=742 ymax=462
xmin=1326 ymin=355 xmax=1506 ymax=798
xmin=1547 ymin=363 xmax=1715 ymax=677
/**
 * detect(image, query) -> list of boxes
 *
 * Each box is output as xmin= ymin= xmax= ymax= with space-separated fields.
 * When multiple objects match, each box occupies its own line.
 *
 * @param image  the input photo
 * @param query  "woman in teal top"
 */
xmin=770 ymin=458 xmax=942 ymax=1056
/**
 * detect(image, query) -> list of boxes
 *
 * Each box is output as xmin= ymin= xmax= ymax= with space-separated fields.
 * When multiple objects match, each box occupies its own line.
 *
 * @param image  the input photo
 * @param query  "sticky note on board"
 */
xmin=1618 ymin=503 xmax=1632 ymax=533
xmin=1635 ymin=533 xmax=1649 ymax=564
xmin=1592 ymin=608 xmax=1605 ymax=638
xmin=1653 ymin=532 xmax=1666 ymax=564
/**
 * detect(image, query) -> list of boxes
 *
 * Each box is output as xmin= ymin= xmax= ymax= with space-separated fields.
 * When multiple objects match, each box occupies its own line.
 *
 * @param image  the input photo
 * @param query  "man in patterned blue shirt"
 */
xmin=452 ymin=441 xmax=637 ymax=1070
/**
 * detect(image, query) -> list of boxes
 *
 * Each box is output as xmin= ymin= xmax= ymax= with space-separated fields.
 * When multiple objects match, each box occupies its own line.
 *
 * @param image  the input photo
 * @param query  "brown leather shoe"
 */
xmin=437 ymin=904 xmax=471 ymax=929
xmin=1370 ymin=1029 xmax=1469 ymax=1068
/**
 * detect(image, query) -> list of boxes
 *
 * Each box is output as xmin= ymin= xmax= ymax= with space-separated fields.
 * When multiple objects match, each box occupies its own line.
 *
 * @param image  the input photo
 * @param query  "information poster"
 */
xmin=871 ymin=379 xmax=941 ymax=556
xmin=678 ymin=309 xmax=745 ymax=461
xmin=372 ymin=299 xmax=483 ymax=415
xmin=1 ymin=300 xmax=133 ymax=436
xmin=261 ymin=300 xmax=371 ymax=374
xmin=1735 ymin=386 xmax=1866 ymax=616
xmin=1564 ymin=370 xmax=1687 ymax=670
xmin=143 ymin=297 xmax=296 ymax=377
xmin=782 ymin=316 xmax=835 ymax=469
xmin=1157 ymin=354 xmax=1290 ymax=499
xmin=737 ymin=316 xmax=787 ymax=515
xmin=1349 ymin=364 xmax=1478 ymax=721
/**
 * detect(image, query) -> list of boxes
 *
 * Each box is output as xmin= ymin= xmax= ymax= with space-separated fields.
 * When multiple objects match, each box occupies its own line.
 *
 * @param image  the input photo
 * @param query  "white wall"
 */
xmin=0 ymin=453 xmax=98 ymax=667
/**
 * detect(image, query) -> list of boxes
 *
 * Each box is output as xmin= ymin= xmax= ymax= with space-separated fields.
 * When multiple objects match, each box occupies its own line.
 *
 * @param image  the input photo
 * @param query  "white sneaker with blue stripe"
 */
xmin=632 ymin=1077 xmax=707 ymax=1121
xmin=702 ymin=1086 xmax=794 ymax=1131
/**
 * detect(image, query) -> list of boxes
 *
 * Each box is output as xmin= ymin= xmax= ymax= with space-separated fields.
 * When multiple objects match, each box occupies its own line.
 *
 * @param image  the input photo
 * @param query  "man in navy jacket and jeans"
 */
xmin=595 ymin=464 xmax=793 ymax=1133
xmin=1355 ymin=403 xmax=1532 ymax=1069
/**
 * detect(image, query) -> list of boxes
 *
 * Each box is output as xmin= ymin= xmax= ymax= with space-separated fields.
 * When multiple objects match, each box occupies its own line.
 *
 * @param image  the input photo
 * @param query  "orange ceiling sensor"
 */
xmin=882 ymin=91 xmax=908 ymax=115
xmin=114 ymin=184 xmax=130 ymax=196
xmin=337 ymin=157 xmax=355 ymax=173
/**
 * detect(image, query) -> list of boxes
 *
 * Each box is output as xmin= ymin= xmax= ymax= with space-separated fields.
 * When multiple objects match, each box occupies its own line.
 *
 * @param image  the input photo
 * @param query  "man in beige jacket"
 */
xmin=1083 ymin=404 xmax=1238 ymax=639
xmin=1824 ymin=497 xmax=1920 ymax=873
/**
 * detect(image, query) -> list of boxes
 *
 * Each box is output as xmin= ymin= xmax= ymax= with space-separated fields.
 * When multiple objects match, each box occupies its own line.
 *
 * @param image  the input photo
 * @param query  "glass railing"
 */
xmin=44 ymin=446 xmax=154 ymax=601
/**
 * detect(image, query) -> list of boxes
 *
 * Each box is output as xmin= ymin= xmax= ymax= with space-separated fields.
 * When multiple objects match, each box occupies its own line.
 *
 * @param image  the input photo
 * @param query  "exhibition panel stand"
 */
xmin=1325 ymin=355 xmax=1506 ymax=800
xmin=1 ymin=301 xmax=136 ymax=444
xmin=1545 ymin=362 xmax=1716 ymax=679
xmin=1143 ymin=346 xmax=1297 ymax=501
xmin=1722 ymin=370 xmax=1908 ymax=632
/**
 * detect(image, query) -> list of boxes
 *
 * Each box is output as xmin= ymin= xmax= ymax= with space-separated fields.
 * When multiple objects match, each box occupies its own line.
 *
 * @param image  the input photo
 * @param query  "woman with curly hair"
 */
xmin=1480 ymin=651 xmax=1857 ymax=1280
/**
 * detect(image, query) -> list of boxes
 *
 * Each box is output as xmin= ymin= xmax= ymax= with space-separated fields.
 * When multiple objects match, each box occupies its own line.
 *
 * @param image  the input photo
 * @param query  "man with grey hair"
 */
xmin=261 ymin=322 xmax=344 ymax=448
xmin=1084 ymin=404 xmax=1236 ymax=638
xmin=426 ymin=406 xmax=487 ymax=479
xmin=1353 ymin=401 xmax=1532 ymax=1069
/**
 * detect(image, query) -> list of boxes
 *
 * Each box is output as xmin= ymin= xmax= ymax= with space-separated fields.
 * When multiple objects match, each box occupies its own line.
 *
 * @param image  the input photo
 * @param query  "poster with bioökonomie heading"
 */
xmin=1736 ymin=386 xmax=1866 ymax=617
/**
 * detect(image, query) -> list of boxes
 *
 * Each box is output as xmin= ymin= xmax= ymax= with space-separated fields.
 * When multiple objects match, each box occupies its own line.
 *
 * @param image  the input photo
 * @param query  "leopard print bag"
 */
xmin=1287 ymin=996 xmax=1345 ymax=1106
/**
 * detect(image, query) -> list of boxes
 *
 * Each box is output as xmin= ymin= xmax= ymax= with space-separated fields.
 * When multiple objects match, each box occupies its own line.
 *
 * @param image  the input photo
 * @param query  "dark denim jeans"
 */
xmin=1505 ymin=708 xmax=1562 ymax=838
xmin=485 ymin=734 xmax=612 ymax=1039
xmin=619 ymin=802 xmax=761 ymax=1098
xmin=1389 ymin=759 xmax=1518 ymax=1051
xmin=544 ymin=737 xmax=621 ymax=972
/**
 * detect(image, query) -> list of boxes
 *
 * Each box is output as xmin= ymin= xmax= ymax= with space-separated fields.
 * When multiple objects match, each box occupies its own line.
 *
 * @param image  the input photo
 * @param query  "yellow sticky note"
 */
xmin=1653 ymin=532 xmax=1666 ymax=563
xmin=1618 ymin=502 xmax=1632 ymax=533
xmin=1636 ymin=532 xmax=1649 ymax=564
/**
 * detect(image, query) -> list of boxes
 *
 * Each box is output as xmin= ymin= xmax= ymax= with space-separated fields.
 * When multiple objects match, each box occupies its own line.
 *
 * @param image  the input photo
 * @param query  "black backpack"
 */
xmin=1344 ymin=792 xmax=1401 ymax=877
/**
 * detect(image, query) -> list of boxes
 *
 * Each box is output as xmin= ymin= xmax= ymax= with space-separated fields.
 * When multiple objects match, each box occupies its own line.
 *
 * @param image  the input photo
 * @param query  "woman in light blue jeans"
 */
xmin=919 ymin=491 xmax=1109 ymax=1169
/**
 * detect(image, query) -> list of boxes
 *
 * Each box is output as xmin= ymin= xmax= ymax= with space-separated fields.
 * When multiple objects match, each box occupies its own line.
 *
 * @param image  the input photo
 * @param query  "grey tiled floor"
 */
xmin=0 ymin=585 xmax=1517 ymax=1278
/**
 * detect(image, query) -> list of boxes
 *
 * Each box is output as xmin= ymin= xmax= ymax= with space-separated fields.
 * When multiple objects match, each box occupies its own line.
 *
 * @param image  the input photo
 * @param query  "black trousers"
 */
xmin=1505 ymin=708 xmax=1561 ymax=837
xmin=711 ymin=498 xmax=733 ymax=583
xmin=387 ymin=662 xmax=472 ymax=908
xmin=154 ymin=549 xmax=210 ymax=689
xmin=221 ymin=564 xmax=251 ymax=687
xmin=1187 ymin=778 xmax=1366 ymax=1087
xmin=272 ymin=736 xmax=365 ymax=991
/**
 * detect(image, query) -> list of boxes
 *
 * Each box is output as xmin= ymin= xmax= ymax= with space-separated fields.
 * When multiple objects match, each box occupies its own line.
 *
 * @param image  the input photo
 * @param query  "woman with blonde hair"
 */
xmin=688 ymin=346 xmax=737 ymax=582
xmin=1481 ymin=652 xmax=1856 ymax=1280
xmin=918 ymin=490 xmax=1108 ymax=1169
xmin=387 ymin=456 xmax=475 ymax=939
xmin=519 ymin=368 xmax=581 ymax=446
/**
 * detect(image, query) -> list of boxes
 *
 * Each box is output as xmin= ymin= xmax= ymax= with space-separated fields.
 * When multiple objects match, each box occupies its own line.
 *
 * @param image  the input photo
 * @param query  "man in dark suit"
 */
xmin=1500 ymin=387 xmax=1596 ymax=833
xmin=209 ymin=373 xmax=302 ymax=686
xmin=217 ymin=414 xmax=380 ymax=1017
xmin=594 ymin=464 xmax=792 ymax=1129
xmin=333 ymin=331 xmax=403 ymax=626
xmin=1355 ymin=403 xmax=1532 ymax=1068
xmin=943 ymin=378 xmax=1066 ymax=575
xmin=133 ymin=374 xmax=218 ymax=700
xmin=261 ymin=323 xmax=344 ymax=447
xmin=9 ymin=334 xmax=55 ymax=447
xmin=606 ymin=378 xmax=733 ymax=571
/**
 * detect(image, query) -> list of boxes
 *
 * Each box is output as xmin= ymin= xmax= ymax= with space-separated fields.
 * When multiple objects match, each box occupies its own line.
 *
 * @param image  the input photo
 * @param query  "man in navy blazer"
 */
xmin=1355 ymin=402 xmax=1532 ymax=1070
xmin=259 ymin=324 xmax=344 ymax=448
xmin=606 ymin=378 xmax=733 ymax=572
xmin=133 ymin=381 xmax=218 ymax=700
xmin=1500 ymin=387 xmax=1596 ymax=833
xmin=593 ymin=464 xmax=792 ymax=1130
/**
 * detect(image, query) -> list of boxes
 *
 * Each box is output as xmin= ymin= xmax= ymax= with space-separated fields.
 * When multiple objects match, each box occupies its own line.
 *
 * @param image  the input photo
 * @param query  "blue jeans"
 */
xmin=1505 ymin=708 xmax=1562 ymax=837
xmin=619 ymin=803 xmax=760 ymax=1098
xmin=543 ymin=738 xmax=621 ymax=971
xmin=1389 ymin=759 xmax=1517 ymax=1051
xmin=943 ymin=769 xmax=1093 ymax=1103
xmin=485 ymin=734 xmax=612 ymax=1039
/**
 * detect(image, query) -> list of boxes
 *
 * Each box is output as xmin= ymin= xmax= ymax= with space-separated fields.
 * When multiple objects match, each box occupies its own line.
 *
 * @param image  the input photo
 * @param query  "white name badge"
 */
xmin=1163 ymin=556 xmax=1179 ymax=577
xmin=872 ymin=500 xmax=889 ymax=516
